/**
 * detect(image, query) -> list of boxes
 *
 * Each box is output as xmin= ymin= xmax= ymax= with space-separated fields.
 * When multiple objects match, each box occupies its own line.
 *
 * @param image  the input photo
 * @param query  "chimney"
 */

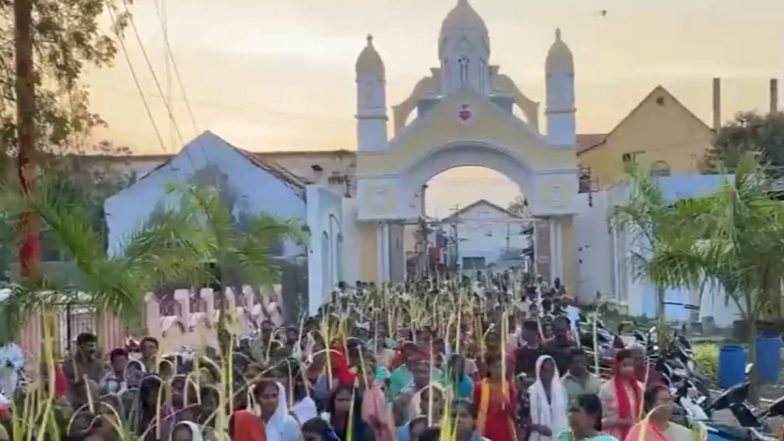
xmin=771 ymin=78 xmax=779 ymax=113
xmin=712 ymin=77 xmax=721 ymax=131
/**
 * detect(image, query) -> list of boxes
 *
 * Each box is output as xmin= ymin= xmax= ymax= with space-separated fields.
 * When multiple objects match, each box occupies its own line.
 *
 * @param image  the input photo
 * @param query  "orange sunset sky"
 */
xmin=84 ymin=0 xmax=783 ymax=214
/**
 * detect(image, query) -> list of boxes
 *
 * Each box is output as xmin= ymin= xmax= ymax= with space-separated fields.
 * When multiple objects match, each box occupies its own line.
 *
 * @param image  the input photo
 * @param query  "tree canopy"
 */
xmin=703 ymin=111 xmax=784 ymax=171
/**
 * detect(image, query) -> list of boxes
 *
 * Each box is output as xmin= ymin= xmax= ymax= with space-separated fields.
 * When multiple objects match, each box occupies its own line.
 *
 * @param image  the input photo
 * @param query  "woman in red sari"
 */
xmin=598 ymin=349 xmax=643 ymax=441
xmin=474 ymin=353 xmax=517 ymax=441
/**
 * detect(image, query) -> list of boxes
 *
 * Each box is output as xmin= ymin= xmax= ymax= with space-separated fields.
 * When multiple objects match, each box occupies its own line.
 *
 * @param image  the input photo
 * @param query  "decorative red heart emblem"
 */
xmin=458 ymin=104 xmax=472 ymax=122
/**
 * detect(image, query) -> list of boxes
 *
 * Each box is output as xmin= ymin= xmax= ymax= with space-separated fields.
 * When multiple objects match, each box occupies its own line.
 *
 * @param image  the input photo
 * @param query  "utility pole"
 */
xmin=450 ymin=204 xmax=460 ymax=272
xmin=15 ymin=0 xmax=40 ymax=278
xmin=505 ymin=222 xmax=510 ymax=253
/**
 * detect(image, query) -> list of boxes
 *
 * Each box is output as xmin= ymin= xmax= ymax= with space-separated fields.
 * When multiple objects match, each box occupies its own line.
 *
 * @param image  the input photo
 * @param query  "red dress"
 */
xmin=474 ymin=379 xmax=518 ymax=441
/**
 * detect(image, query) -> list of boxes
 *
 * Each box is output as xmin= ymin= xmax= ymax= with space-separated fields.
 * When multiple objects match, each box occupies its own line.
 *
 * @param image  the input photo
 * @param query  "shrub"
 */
xmin=693 ymin=343 xmax=719 ymax=383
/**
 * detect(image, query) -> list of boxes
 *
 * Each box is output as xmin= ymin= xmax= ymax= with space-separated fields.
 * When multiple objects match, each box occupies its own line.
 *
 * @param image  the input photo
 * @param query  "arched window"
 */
xmin=650 ymin=161 xmax=671 ymax=177
xmin=458 ymin=56 xmax=469 ymax=85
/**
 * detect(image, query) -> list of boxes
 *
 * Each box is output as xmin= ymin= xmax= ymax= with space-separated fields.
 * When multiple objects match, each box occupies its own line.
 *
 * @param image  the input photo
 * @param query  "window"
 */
xmin=458 ymin=56 xmax=469 ymax=85
xmin=650 ymin=161 xmax=671 ymax=177
xmin=622 ymin=153 xmax=634 ymax=163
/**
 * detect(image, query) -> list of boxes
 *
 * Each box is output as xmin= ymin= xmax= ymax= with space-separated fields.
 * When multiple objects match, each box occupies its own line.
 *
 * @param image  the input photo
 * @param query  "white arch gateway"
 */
xmin=352 ymin=0 xmax=580 ymax=291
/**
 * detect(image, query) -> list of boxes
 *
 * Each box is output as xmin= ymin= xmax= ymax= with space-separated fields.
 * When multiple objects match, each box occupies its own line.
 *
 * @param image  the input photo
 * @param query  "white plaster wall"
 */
xmin=573 ymin=192 xmax=613 ymax=304
xmin=306 ymin=185 xmax=344 ymax=314
xmin=449 ymin=204 xmax=531 ymax=267
xmin=603 ymin=177 xmax=741 ymax=324
xmin=104 ymin=132 xmax=307 ymax=259
xmin=697 ymin=283 xmax=742 ymax=328
xmin=340 ymin=199 xmax=361 ymax=286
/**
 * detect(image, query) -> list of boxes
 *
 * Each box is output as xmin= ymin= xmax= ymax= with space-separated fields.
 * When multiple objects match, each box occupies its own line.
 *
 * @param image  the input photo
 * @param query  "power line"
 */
xmin=152 ymin=0 xmax=199 ymax=137
xmin=120 ymin=0 xmax=185 ymax=150
xmin=106 ymin=6 xmax=167 ymax=154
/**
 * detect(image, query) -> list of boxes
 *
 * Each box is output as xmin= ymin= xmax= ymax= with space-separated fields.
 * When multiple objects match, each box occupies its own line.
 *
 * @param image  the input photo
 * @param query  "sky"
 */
xmin=85 ymin=0 xmax=784 ymax=215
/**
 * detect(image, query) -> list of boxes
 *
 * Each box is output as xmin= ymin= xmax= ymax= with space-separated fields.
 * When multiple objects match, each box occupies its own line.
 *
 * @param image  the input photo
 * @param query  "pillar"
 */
xmin=559 ymin=215 xmax=577 ymax=297
xmin=534 ymin=218 xmax=552 ymax=282
xmin=98 ymin=309 xmax=125 ymax=354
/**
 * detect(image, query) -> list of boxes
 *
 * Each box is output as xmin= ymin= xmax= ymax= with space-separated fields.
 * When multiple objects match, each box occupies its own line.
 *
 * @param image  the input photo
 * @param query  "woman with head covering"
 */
xmin=171 ymin=421 xmax=204 ymax=441
xmin=229 ymin=409 xmax=267 ymax=441
xmin=598 ymin=350 xmax=643 ymax=441
xmin=529 ymin=355 xmax=569 ymax=441
xmin=254 ymin=380 xmax=301 ymax=441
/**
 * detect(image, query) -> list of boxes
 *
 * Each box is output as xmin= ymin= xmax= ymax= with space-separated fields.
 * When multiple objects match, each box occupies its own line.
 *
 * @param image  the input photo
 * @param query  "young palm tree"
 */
xmin=655 ymin=154 xmax=784 ymax=391
xmin=0 ymin=174 xmax=212 ymax=343
xmin=165 ymin=182 xmax=306 ymax=356
xmin=611 ymin=163 xmax=696 ymax=329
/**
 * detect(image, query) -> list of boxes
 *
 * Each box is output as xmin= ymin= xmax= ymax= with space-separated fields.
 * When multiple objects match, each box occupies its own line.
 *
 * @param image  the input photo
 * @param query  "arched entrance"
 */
xmin=355 ymin=101 xmax=580 ymax=291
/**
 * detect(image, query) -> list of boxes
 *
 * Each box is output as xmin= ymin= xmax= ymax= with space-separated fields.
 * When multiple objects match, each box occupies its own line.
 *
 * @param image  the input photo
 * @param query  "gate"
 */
xmin=55 ymin=302 xmax=98 ymax=355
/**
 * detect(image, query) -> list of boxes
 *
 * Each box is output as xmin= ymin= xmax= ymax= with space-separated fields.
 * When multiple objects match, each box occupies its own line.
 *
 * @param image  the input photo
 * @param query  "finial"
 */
xmin=555 ymin=28 xmax=562 ymax=41
xmin=366 ymin=34 xmax=373 ymax=45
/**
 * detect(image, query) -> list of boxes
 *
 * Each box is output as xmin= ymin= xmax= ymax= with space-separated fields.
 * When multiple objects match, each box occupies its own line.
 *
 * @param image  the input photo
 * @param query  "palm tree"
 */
xmin=166 ymin=182 xmax=306 ymax=355
xmin=654 ymin=154 xmax=784 ymax=391
xmin=0 ymin=174 xmax=211 ymax=343
xmin=611 ymin=164 xmax=695 ymax=326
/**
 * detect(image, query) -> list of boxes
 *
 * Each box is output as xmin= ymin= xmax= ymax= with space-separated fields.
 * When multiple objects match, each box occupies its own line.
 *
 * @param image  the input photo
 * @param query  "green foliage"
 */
xmin=693 ymin=343 xmax=719 ymax=382
xmin=507 ymin=195 xmax=527 ymax=215
xmin=611 ymin=163 xmax=701 ymax=321
xmin=166 ymin=181 xmax=306 ymax=289
xmin=703 ymin=111 xmax=784 ymax=171
xmin=0 ymin=174 xmax=211 ymax=343
xmin=0 ymin=0 xmax=132 ymax=154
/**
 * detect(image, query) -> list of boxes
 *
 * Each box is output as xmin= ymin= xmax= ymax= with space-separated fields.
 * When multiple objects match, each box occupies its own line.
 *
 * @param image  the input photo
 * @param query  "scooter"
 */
xmin=684 ymin=364 xmax=784 ymax=441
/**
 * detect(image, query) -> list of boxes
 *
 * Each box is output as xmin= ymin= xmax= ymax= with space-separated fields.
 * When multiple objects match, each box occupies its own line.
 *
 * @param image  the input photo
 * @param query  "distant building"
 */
xmin=104 ymin=131 xmax=343 ymax=317
xmin=574 ymin=175 xmax=741 ymax=327
xmin=440 ymin=199 xmax=533 ymax=272
xmin=577 ymin=86 xmax=714 ymax=190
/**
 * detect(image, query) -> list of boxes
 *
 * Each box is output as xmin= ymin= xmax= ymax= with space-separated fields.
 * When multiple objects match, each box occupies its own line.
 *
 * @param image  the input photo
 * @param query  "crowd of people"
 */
xmin=0 ymin=274 xmax=700 ymax=441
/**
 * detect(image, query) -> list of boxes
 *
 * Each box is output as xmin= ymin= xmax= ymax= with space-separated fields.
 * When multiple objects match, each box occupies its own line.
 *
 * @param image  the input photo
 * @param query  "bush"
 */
xmin=693 ymin=343 xmax=719 ymax=383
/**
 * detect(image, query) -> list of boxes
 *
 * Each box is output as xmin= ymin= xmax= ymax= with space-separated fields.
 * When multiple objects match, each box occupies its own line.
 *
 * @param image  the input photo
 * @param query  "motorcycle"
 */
xmin=682 ymin=363 xmax=784 ymax=441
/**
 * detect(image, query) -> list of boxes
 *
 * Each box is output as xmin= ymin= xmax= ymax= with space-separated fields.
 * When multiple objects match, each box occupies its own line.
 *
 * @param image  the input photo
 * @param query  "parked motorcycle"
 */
xmin=682 ymin=363 xmax=784 ymax=441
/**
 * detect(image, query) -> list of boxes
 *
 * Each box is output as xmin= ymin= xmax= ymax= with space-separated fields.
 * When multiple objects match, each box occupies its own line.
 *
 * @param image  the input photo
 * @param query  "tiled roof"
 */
xmin=576 ymin=133 xmax=607 ymax=153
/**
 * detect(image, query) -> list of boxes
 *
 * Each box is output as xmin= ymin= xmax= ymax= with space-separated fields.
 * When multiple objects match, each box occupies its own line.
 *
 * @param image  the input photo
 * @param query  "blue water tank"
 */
xmin=755 ymin=336 xmax=781 ymax=384
xmin=718 ymin=345 xmax=746 ymax=389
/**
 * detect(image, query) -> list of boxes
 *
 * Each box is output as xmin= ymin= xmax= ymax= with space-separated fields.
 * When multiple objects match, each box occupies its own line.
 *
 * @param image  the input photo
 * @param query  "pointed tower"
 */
xmin=545 ymin=29 xmax=576 ymax=146
xmin=438 ymin=0 xmax=491 ymax=96
xmin=355 ymin=35 xmax=388 ymax=152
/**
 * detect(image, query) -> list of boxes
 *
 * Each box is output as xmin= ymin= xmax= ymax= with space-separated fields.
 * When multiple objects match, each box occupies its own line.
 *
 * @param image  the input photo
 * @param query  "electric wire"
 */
xmin=106 ymin=6 xmax=168 ymax=154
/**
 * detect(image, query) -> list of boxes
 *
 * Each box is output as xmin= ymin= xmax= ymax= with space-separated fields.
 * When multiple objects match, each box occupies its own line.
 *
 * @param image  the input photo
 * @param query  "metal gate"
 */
xmin=55 ymin=302 xmax=97 ymax=355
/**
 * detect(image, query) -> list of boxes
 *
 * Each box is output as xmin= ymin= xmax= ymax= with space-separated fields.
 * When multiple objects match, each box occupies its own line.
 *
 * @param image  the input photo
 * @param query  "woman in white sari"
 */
xmin=171 ymin=421 xmax=204 ymax=441
xmin=255 ymin=380 xmax=301 ymax=441
xmin=529 ymin=355 xmax=570 ymax=441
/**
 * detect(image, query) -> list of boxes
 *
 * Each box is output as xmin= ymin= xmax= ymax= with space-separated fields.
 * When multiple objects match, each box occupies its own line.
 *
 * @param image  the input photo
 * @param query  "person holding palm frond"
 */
xmin=599 ymin=351 xmax=642 ymax=441
xmin=624 ymin=385 xmax=693 ymax=441
xmin=474 ymin=354 xmax=517 ymax=441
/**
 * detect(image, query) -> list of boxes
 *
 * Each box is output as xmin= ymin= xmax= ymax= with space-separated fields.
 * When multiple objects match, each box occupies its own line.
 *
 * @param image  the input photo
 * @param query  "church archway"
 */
xmin=399 ymin=142 xmax=533 ymax=217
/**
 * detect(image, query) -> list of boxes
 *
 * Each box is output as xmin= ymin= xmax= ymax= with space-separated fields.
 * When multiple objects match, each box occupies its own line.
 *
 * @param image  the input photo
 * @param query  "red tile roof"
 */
xmin=576 ymin=133 xmax=607 ymax=154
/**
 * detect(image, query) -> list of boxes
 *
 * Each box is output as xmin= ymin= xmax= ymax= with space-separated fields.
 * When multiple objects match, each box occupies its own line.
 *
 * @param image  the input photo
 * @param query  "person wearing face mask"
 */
xmin=599 ymin=350 xmax=642 ymax=441
xmin=624 ymin=385 xmax=692 ymax=441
